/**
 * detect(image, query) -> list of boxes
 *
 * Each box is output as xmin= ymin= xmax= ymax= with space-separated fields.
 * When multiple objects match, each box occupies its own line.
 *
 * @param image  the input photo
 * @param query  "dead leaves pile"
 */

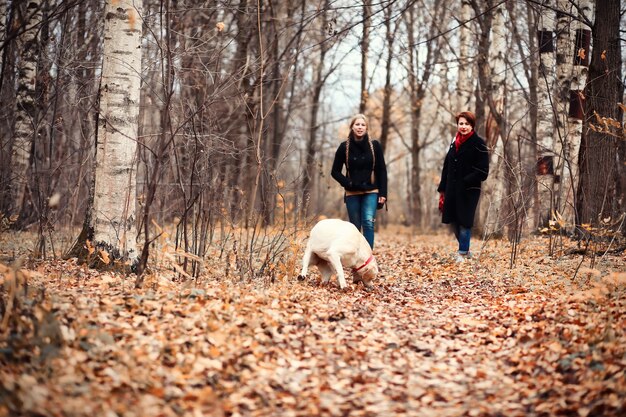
xmin=1 ymin=231 xmax=624 ymax=417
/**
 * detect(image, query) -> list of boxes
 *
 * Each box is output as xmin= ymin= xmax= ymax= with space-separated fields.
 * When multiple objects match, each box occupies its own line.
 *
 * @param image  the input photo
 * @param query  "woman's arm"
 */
xmin=374 ymin=141 xmax=388 ymax=198
xmin=437 ymin=151 xmax=450 ymax=193
xmin=330 ymin=142 xmax=350 ymax=188
xmin=463 ymin=138 xmax=489 ymax=185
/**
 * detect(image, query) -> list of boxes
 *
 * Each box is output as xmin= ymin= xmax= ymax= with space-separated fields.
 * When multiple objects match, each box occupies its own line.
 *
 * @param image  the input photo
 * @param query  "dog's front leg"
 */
xmin=327 ymin=253 xmax=347 ymax=289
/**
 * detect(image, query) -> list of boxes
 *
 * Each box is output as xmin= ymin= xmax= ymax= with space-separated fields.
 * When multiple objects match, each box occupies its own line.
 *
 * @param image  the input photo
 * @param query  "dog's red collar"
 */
xmin=353 ymin=254 xmax=374 ymax=272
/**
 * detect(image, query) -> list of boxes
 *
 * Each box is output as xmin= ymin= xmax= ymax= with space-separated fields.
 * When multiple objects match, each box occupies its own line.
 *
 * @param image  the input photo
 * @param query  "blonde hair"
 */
xmin=349 ymin=113 xmax=368 ymax=130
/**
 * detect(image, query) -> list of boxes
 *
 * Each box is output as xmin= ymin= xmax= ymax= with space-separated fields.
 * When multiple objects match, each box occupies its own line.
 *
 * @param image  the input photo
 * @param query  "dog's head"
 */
xmin=355 ymin=255 xmax=378 ymax=284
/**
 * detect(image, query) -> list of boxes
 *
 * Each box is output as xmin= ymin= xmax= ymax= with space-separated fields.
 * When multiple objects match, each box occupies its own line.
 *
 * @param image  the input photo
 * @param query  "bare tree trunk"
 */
xmin=404 ymin=3 xmax=446 ymax=227
xmin=554 ymin=0 xmax=592 ymax=229
xmin=359 ymin=1 xmax=371 ymax=114
xmin=0 ymin=0 xmax=12 ymax=204
xmin=406 ymin=6 xmax=421 ymax=228
xmin=89 ymin=0 xmax=143 ymax=266
xmin=302 ymin=1 xmax=331 ymax=219
xmin=535 ymin=0 xmax=557 ymax=227
xmin=378 ymin=4 xmax=396 ymax=154
xmin=227 ymin=0 xmax=253 ymax=225
xmin=476 ymin=1 xmax=508 ymax=237
xmin=578 ymin=0 xmax=624 ymax=231
xmin=505 ymin=0 xmax=540 ymax=238
xmin=456 ymin=0 xmax=473 ymax=110
xmin=8 ymin=0 xmax=42 ymax=221
xmin=0 ymin=0 xmax=6 ymax=78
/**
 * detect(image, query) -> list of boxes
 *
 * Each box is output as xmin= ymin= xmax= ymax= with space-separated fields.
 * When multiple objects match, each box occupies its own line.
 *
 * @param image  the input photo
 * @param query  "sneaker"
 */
xmin=455 ymin=252 xmax=472 ymax=263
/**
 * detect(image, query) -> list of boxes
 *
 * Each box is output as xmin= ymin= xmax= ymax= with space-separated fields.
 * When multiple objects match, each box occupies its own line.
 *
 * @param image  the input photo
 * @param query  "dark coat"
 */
xmin=437 ymin=132 xmax=489 ymax=228
xmin=331 ymin=134 xmax=387 ymax=199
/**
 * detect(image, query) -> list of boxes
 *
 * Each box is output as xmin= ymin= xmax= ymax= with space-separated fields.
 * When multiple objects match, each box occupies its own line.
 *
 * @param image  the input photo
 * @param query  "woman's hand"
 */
xmin=378 ymin=196 xmax=386 ymax=204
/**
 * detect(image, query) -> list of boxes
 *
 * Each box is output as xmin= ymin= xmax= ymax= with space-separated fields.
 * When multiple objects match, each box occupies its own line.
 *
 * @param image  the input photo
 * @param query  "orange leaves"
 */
xmin=1 ymin=230 xmax=625 ymax=416
xmin=588 ymin=108 xmax=626 ymax=139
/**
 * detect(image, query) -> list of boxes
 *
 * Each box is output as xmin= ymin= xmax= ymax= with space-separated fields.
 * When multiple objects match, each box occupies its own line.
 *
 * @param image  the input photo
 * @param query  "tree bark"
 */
xmin=359 ymin=1 xmax=371 ymax=114
xmin=302 ymin=0 xmax=331 ymax=219
xmin=379 ymin=4 xmax=396 ymax=154
xmin=405 ymin=3 xmax=446 ymax=228
xmin=578 ymin=0 xmax=624 ymax=231
xmin=91 ymin=0 xmax=143 ymax=266
xmin=535 ymin=0 xmax=557 ymax=227
xmin=554 ymin=0 xmax=591 ymax=230
xmin=456 ymin=0 xmax=473 ymax=111
xmin=8 ymin=0 xmax=42 ymax=221
xmin=475 ymin=1 xmax=509 ymax=237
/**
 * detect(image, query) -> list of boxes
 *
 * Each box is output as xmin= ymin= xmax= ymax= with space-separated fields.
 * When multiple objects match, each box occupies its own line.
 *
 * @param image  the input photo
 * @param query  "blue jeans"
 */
xmin=345 ymin=193 xmax=378 ymax=249
xmin=454 ymin=224 xmax=471 ymax=254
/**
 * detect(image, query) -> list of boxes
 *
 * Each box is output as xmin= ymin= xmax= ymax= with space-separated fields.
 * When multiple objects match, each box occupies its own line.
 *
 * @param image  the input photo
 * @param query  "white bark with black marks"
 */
xmin=9 ymin=0 xmax=42 ymax=218
xmin=536 ymin=1 xmax=557 ymax=227
xmin=91 ymin=0 xmax=143 ymax=263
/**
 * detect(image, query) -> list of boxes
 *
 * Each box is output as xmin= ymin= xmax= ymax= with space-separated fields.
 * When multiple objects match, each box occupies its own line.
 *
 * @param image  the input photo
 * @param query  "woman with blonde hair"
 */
xmin=331 ymin=114 xmax=387 ymax=249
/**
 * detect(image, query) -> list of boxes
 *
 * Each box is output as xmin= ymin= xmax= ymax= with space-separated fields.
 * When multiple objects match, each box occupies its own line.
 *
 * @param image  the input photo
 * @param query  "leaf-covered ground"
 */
xmin=1 ymin=229 xmax=625 ymax=417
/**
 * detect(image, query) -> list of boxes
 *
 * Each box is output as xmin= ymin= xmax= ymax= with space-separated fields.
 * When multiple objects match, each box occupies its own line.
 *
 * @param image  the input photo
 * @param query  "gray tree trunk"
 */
xmin=477 ymin=2 xmax=508 ymax=237
xmin=379 ymin=4 xmax=396 ymax=154
xmin=359 ymin=1 xmax=371 ymax=114
xmin=456 ymin=0 xmax=473 ymax=111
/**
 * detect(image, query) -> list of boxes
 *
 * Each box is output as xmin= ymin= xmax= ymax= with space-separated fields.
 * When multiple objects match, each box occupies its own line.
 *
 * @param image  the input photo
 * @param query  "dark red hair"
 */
xmin=455 ymin=111 xmax=476 ymax=128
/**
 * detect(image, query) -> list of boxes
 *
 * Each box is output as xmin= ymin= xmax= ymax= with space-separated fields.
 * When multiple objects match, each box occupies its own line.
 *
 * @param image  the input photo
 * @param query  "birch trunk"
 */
xmin=91 ymin=0 xmax=142 ymax=263
xmin=477 ymin=2 xmax=507 ymax=237
xmin=0 ymin=0 xmax=6 ymax=76
xmin=8 ymin=0 xmax=42 ymax=219
xmin=535 ymin=1 xmax=557 ymax=227
xmin=0 ymin=0 xmax=11 ymax=205
xmin=554 ymin=0 xmax=592 ymax=228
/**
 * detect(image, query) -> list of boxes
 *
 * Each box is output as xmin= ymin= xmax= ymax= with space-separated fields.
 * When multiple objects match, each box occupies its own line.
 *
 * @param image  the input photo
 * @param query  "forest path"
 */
xmin=1 ymin=230 xmax=624 ymax=416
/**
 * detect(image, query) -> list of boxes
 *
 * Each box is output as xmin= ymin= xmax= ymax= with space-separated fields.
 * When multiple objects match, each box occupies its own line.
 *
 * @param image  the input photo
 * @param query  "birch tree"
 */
xmin=456 ymin=0 xmax=473 ymax=111
xmin=535 ymin=1 xmax=557 ymax=227
xmin=475 ymin=1 xmax=508 ymax=236
xmin=8 ymin=0 xmax=42 ymax=220
xmin=0 ymin=0 xmax=15 ymax=210
xmin=89 ymin=0 xmax=143 ymax=265
xmin=554 ymin=0 xmax=592 ymax=229
xmin=0 ymin=0 xmax=6 ymax=78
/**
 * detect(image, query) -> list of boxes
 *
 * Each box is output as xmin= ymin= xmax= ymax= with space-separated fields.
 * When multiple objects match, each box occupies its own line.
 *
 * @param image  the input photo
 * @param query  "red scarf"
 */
xmin=454 ymin=131 xmax=473 ymax=152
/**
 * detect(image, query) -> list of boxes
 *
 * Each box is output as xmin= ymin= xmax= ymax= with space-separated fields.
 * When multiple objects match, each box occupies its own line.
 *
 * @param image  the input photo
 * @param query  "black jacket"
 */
xmin=437 ymin=132 xmax=489 ymax=228
xmin=331 ymin=134 xmax=387 ymax=199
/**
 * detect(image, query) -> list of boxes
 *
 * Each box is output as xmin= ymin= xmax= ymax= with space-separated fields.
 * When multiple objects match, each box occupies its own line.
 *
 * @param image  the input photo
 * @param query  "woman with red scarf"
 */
xmin=437 ymin=111 xmax=489 ymax=262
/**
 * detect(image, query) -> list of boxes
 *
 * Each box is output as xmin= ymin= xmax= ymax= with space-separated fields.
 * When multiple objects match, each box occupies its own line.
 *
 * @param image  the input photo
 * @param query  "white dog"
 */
xmin=297 ymin=219 xmax=378 ymax=289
